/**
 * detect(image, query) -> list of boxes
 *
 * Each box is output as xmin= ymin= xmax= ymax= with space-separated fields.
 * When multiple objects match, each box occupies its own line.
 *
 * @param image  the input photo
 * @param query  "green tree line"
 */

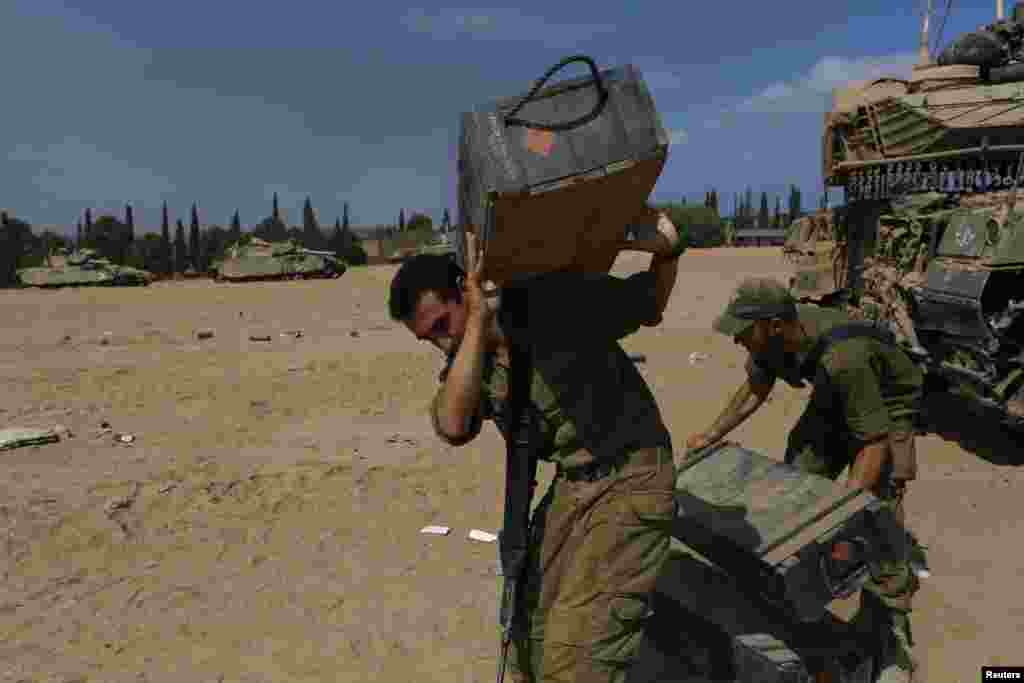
xmin=0 ymin=193 xmax=404 ymax=286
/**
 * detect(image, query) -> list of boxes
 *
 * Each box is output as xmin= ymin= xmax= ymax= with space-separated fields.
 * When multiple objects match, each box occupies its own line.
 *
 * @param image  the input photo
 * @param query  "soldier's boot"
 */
xmin=875 ymin=610 xmax=915 ymax=683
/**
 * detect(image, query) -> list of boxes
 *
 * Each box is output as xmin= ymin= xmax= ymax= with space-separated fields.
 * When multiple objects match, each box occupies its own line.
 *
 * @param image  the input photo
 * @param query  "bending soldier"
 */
xmin=687 ymin=277 xmax=925 ymax=683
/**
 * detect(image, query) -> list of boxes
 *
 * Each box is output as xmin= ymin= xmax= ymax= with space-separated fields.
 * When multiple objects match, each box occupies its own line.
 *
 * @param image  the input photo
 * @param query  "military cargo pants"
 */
xmin=785 ymin=411 xmax=921 ymax=679
xmin=507 ymin=446 xmax=676 ymax=683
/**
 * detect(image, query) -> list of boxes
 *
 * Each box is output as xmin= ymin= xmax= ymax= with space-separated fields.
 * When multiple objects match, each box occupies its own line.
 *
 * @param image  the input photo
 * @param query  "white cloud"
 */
xmin=735 ymin=53 xmax=918 ymax=115
xmin=400 ymin=8 xmax=617 ymax=46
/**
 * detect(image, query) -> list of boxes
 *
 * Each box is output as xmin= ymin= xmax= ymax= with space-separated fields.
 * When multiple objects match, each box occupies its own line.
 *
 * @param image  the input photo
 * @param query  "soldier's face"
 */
xmin=406 ymin=289 xmax=469 ymax=354
xmin=736 ymin=320 xmax=784 ymax=358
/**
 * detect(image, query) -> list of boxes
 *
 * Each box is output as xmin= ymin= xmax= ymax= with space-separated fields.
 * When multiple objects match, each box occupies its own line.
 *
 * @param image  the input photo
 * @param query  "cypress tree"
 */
xmin=160 ymin=202 xmax=172 ymax=277
xmin=124 ymin=203 xmax=135 ymax=264
xmin=330 ymin=217 xmax=344 ymax=257
xmin=188 ymin=204 xmax=200 ymax=271
xmin=399 ymin=208 xmax=405 ymax=232
xmin=76 ymin=220 xmax=82 ymax=250
xmin=744 ymin=187 xmax=753 ymax=230
xmin=788 ymin=184 xmax=802 ymax=223
xmin=302 ymin=196 xmax=321 ymax=249
xmin=231 ymin=209 xmax=242 ymax=242
xmin=272 ymin=192 xmax=280 ymax=222
xmin=174 ymin=218 xmax=187 ymax=274
xmin=84 ymin=208 xmax=93 ymax=246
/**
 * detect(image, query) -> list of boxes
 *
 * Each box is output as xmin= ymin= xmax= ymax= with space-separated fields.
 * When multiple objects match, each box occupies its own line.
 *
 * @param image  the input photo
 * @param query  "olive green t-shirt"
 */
xmin=745 ymin=305 xmax=924 ymax=442
xmin=432 ymin=270 xmax=673 ymax=467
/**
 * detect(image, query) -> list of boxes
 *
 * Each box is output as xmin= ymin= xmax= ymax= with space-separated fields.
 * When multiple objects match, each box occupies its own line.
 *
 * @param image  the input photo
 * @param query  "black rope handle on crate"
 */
xmin=503 ymin=55 xmax=609 ymax=132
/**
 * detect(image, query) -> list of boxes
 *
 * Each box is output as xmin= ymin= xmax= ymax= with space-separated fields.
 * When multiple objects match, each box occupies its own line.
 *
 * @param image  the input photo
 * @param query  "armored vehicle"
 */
xmin=211 ymin=238 xmax=345 ymax=282
xmin=414 ymin=234 xmax=457 ymax=260
xmin=16 ymin=248 xmax=154 ymax=288
xmin=799 ymin=2 xmax=1024 ymax=429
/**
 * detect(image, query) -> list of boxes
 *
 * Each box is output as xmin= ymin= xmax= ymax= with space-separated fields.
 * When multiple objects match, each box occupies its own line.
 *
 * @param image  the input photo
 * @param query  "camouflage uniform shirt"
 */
xmin=746 ymin=304 xmax=924 ymax=444
xmin=433 ymin=270 xmax=673 ymax=468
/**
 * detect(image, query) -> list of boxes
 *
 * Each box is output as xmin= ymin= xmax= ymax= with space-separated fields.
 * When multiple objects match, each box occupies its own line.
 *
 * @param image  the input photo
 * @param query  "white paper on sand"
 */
xmin=419 ymin=525 xmax=451 ymax=536
xmin=468 ymin=529 xmax=498 ymax=543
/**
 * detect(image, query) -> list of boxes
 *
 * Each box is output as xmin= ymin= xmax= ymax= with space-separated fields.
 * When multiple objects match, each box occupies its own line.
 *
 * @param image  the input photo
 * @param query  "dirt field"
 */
xmin=1 ymin=247 xmax=1021 ymax=683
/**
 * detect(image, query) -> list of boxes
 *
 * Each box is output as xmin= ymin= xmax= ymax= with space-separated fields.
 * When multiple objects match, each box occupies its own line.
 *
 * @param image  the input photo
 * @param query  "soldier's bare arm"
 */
xmin=433 ymin=229 xmax=491 ymax=443
xmin=623 ymin=212 xmax=682 ymax=324
xmin=650 ymin=253 xmax=679 ymax=324
xmin=847 ymin=437 xmax=889 ymax=492
xmin=431 ymin=387 xmax=483 ymax=446
xmin=709 ymin=378 xmax=773 ymax=440
xmin=687 ymin=378 xmax=773 ymax=450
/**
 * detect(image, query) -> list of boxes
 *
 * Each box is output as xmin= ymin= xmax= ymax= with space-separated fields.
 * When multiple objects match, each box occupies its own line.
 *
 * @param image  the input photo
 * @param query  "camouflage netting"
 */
xmin=784 ymin=209 xmax=849 ymax=299
xmin=851 ymin=195 xmax=952 ymax=348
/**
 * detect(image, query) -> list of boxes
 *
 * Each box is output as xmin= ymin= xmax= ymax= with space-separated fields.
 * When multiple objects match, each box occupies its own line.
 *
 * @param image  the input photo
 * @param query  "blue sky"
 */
xmin=1 ymin=0 xmax=1008 ymax=235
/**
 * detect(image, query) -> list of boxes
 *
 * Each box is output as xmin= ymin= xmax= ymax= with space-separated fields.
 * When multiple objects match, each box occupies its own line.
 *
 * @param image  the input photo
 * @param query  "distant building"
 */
xmin=733 ymin=227 xmax=786 ymax=247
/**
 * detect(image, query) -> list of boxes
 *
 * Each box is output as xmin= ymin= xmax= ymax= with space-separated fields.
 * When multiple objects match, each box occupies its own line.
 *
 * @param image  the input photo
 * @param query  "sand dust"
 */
xmin=1 ymin=248 xmax=1020 ymax=682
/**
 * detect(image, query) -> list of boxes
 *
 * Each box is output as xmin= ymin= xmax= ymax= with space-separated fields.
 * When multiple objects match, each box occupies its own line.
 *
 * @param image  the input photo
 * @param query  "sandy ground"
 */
xmin=1 ymin=247 xmax=1021 ymax=683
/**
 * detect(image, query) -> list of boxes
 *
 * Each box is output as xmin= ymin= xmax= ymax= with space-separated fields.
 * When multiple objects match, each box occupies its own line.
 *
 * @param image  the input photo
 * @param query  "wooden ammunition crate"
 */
xmin=671 ymin=442 xmax=907 ymax=623
xmin=456 ymin=61 xmax=669 ymax=285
